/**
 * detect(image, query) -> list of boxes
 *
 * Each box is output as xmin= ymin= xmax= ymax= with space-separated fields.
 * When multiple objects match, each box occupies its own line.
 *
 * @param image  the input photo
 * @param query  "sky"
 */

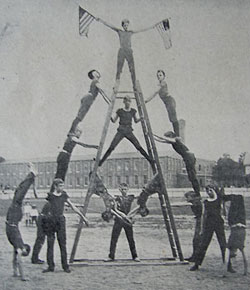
xmin=0 ymin=0 xmax=250 ymax=162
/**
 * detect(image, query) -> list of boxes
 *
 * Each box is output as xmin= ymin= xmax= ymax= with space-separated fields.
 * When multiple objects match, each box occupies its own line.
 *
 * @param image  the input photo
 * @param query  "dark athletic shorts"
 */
xmin=6 ymin=223 xmax=24 ymax=250
xmin=227 ymin=227 xmax=246 ymax=251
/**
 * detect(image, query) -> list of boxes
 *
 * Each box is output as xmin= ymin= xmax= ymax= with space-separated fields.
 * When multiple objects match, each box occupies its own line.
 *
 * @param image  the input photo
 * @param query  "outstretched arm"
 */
xmin=96 ymin=18 xmax=119 ymax=32
xmin=66 ymin=199 xmax=89 ymax=226
xmin=71 ymin=137 xmax=98 ymax=150
xmin=99 ymin=89 xmax=111 ymax=104
xmin=133 ymin=23 xmax=155 ymax=34
xmin=145 ymin=90 xmax=159 ymax=104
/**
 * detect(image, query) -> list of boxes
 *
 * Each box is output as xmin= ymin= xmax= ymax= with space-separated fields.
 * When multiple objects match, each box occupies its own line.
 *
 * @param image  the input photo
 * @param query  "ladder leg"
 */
xmin=69 ymin=91 xmax=117 ymax=263
xmin=135 ymin=80 xmax=184 ymax=261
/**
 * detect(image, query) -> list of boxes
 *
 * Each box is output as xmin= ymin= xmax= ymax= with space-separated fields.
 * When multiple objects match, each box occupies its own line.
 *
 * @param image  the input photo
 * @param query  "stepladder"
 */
xmin=69 ymin=80 xmax=184 ymax=263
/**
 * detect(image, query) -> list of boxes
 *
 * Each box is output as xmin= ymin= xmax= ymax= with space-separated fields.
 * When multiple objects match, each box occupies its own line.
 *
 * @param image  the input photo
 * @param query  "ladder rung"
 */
xmin=116 ymin=91 xmax=136 ymax=94
xmin=116 ymin=96 xmax=136 ymax=99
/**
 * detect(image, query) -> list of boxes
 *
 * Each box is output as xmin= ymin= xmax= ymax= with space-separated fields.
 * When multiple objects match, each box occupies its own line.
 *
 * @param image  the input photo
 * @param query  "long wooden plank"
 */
xmin=69 ymin=91 xmax=117 ymax=263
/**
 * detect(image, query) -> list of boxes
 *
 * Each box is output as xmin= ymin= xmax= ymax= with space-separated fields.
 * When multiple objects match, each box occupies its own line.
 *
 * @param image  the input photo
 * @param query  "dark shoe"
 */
xmin=64 ymin=268 xmax=71 ymax=273
xmin=227 ymin=266 xmax=236 ymax=273
xmin=190 ymin=265 xmax=199 ymax=271
xmin=32 ymin=259 xmax=44 ymax=264
xmin=185 ymin=256 xmax=195 ymax=262
xmin=42 ymin=268 xmax=54 ymax=273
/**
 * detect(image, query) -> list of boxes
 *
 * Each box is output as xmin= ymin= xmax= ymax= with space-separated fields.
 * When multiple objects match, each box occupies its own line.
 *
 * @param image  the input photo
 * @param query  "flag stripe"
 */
xmin=80 ymin=14 xmax=92 ymax=26
xmin=80 ymin=15 xmax=94 ymax=30
xmin=79 ymin=17 xmax=94 ymax=35
xmin=155 ymin=20 xmax=172 ymax=49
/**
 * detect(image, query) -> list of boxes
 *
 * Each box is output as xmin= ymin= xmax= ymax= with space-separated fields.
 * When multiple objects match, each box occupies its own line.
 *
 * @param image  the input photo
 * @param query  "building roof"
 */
xmin=1 ymin=150 xmax=215 ymax=164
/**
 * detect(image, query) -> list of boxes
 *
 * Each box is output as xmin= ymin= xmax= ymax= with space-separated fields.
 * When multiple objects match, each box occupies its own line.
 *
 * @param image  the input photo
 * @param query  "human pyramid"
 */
xmin=5 ymin=8 xmax=247 ymax=281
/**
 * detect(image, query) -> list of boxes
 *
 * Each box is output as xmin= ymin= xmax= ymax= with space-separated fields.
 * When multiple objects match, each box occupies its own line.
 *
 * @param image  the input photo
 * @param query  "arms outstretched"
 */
xmin=133 ymin=24 xmax=155 ymax=34
xmin=96 ymin=18 xmax=119 ymax=32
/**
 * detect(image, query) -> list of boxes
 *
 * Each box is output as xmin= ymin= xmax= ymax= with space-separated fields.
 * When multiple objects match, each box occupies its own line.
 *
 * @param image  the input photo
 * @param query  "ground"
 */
xmin=0 ymin=203 xmax=250 ymax=290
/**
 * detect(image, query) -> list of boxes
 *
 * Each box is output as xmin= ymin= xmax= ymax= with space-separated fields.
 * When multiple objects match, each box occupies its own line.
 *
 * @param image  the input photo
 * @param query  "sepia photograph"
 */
xmin=0 ymin=0 xmax=250 ymax=289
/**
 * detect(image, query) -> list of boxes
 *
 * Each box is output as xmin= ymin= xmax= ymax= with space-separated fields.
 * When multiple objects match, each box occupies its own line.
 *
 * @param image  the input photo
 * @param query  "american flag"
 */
xmin=79 ymin=6 xmax=95 ymax=37
xmin=155 ymin=19 xmax=172 ymax=49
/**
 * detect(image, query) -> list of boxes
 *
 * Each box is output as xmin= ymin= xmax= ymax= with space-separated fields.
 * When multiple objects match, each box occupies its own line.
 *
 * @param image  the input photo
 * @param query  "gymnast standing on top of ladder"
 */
xmin=145 ymin=70 xmax=180 ymax=137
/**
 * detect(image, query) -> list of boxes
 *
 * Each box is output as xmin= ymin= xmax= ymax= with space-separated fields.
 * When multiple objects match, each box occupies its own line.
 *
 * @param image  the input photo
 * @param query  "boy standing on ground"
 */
xmin=184 ymin=191 xmax=203 ymax=262
xmin=105 ymin=183 xmax=140 ymax=262
xmin=5 ymin=163 xmax=37 ymax=281
xmin=42 ymin=178 xmax=89 ymax=273
xmin=190 ymin=185 xmax=226 ymax=271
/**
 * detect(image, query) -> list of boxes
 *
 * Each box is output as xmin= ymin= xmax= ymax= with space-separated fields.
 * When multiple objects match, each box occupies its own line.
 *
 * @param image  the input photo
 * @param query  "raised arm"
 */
xmin=66 ymin=198 xmax=89 ymax=226
xmin=96 ymin=18 xmax=119 ymax=32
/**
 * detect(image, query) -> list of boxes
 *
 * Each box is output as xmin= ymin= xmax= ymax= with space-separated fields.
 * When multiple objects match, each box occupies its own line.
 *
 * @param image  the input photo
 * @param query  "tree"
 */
xmin=212 ymin=154 xmax=244 ymax=187
xmin=0 ymin=156 xmax=5 ymax=163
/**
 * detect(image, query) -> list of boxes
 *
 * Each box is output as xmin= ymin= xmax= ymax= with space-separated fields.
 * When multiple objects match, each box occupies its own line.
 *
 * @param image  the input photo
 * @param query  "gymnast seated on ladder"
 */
xmin=98 ymin=95 xmax=154 ymax=167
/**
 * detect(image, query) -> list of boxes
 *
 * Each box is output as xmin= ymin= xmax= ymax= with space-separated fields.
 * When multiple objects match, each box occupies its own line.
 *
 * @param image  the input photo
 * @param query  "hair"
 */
xmin=21 ymin=244 xmax=31 ymax=257
xmin=119 ymin=183 xmax=128 ymax=187
xmin=123 ymin=95 xmax=131 ymax=102
xmin=157 ymin=70 xmax=166 ymax=77
xmin=52 ymin=178 xmax=64 ymax=187
xmin=88 ymin=69 xmax=99 ymax=80
xmin=121 ymin=19 xmax=129 ymax=27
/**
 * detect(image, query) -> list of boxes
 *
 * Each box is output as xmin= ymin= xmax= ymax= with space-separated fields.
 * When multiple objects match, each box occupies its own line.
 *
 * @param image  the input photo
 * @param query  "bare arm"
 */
xmin=96 ymin=18 xmax=119 ymax=32
xmin=153 ymin=134 xmax=175 ymax=144
xmin=111 ymin=113 xmax=119 ymax=123
xmin=133 ymin=24 xmax=155 ymax=34
xmin=145 ymin=90 xmax=159 ymax=104
xmin=133 ymin=112 xmax=142 ymax=123
xmin=66 ymin=198 xmax=89 ymax=226
xmin=71 ymin=137 xmax=98 ymax=150
xmin=99 ymin=88 xmax=111 ymax=104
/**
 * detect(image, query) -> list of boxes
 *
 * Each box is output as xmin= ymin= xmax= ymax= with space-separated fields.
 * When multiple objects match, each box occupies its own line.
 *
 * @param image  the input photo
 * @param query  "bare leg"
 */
xmin=240 ymin=249 xmax=248 ymax=276
xmin=12 ymin=250 xmax=18 ymax=277
xmin=16 ymin=250 xmax=29 ymax=281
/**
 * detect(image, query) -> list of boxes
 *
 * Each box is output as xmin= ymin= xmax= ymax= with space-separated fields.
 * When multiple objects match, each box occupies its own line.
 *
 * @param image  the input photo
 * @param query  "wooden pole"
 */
xmin=69 ymin=91 xmax=117 ymax=263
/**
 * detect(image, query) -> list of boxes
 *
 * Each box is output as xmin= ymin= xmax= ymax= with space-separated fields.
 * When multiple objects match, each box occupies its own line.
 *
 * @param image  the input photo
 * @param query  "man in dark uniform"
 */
xmin=42 ymin=178 xmax=88 ymax=273
xmin=184 ymin=191 xmax=203 ymax=262
xmin=105 ymin=183 xmax=140 ymax=262
xmin=31 ymin=202 xmax=51 ymax=264
xmin=5 ymin=163 xmax=37 ymax=281
xmin=190 ymin=185 xmax=226 ymax=271
xmin=99 ymin=95 xmax=154 ymax=167
xmin=154 ymin=131 xmax=200 ymax=197
xmin=223 ymin=194 xmax=247 ymax=275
